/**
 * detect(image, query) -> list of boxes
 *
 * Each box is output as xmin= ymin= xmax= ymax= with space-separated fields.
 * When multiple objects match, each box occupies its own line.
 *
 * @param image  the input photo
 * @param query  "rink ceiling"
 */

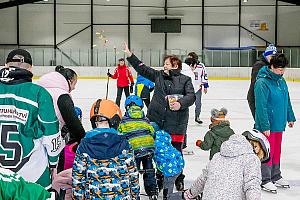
xmin=62 ymin=79 xmax=300 ymax=200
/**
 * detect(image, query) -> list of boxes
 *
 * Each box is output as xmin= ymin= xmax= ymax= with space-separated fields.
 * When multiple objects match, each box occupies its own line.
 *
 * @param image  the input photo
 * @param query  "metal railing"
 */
xmin=0 ymin=47 xmax=299 ymax=68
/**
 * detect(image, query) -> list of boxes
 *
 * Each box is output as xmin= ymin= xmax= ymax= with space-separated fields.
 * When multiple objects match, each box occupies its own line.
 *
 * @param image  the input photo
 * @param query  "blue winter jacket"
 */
xmin=135 ymin=74 xmax=155 ymax=99
xmin=254 ymin=66 xmax=296 ymax=132
xmin=72 ymin=128 xmax=140 ymax=199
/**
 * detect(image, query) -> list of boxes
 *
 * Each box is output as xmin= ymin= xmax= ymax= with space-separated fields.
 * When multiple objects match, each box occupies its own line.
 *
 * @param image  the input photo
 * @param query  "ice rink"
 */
xmin=71 ymin=79 xmax=300 ymax=200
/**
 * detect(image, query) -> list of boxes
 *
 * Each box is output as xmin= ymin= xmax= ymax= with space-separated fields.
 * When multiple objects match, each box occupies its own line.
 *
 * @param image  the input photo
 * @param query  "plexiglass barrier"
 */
xmin=0 ymin=47 xmax=299 ymax=68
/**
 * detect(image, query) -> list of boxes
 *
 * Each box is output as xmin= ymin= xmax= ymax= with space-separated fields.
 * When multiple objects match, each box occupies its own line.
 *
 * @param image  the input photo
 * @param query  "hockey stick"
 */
xmin=106 ymin=69 xmax=110 ymax=99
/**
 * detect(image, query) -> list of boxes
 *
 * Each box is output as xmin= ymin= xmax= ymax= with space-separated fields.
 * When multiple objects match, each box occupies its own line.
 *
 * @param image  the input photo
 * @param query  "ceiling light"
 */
xmin=243 ymin=0 xmax=248 ymax=2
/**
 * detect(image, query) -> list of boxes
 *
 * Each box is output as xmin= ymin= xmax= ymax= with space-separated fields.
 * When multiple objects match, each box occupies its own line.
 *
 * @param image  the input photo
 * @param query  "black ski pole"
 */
xmin=106 ymin=69 xmax=110 ymax=99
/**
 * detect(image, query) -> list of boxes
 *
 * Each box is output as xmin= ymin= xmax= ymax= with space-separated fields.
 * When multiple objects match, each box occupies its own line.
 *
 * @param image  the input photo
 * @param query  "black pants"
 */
xmin=116 ymin=86 xmax=130 ymax=107
xmin=135 ymin=154 xmax=158 ymax=195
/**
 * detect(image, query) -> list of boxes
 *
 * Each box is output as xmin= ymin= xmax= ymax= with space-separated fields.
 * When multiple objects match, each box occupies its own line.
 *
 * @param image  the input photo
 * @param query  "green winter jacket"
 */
xmin=0 ymin=167 xmax=51 ymax=200
xmin=0 ymin=67 xmax=63 ymax=189
xmin=200 ymin=121 xmax=235 ymax=160
xmin=254 ymin=66 xmax=296 ymax=132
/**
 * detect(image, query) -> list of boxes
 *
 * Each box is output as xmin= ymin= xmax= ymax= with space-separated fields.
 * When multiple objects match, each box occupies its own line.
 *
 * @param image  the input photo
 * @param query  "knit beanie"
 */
xmin=263 ymin=44 xmax=277 ymax=57
xmin=211 ymin=108 xmax=228 ymax=121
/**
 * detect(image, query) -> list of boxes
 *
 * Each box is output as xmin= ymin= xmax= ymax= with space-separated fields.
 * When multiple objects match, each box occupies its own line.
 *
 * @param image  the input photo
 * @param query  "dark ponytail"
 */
xmin=269 ymin=53 xmax=289 ymax=69
xmin=55 ymin=65 xmax=77 ymax=81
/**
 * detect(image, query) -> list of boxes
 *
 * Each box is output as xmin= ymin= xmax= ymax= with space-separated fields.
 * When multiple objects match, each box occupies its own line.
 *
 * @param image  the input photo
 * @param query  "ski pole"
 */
xmin=106 ymin=69 xmax=110 ymax=99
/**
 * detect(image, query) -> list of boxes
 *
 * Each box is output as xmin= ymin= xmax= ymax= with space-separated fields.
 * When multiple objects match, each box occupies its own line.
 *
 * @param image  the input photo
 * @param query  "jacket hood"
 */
xmin=79 ymin=128 xmax=130 ymax=160
xmin=257 ymin=66 xmax=282 ymax=81
xmin=220 ymin=134 xmax=254 ymax=158
xmin=38 ymin=72 xmax=69 ymax=92
xmin=125 ymin=106 xmax=145 ymax=119
xmin=137 ymin=74 xmax=145 ymax=82
xmin=0 ymin=67 xmax=32 ymax=84
xmin=209 ymin=121 xmax=234 ymax=138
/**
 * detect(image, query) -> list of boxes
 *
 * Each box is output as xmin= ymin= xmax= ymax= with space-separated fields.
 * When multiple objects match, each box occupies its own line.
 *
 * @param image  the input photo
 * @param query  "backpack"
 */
xmin=154 ymin=130 xmax=184 ymax=177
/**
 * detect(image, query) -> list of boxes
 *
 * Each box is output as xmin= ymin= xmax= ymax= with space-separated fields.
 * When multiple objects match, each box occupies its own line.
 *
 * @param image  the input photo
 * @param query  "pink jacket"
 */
xmin=38 ymin=72 xmax=70 ymax=130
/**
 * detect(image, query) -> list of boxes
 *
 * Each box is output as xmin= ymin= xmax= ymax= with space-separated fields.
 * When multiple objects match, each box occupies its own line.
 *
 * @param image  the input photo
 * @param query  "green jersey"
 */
xmin=0 ymin=67 xmax=63 ymax=189
xmin=0 ymin=167 xmax=51 ymax=200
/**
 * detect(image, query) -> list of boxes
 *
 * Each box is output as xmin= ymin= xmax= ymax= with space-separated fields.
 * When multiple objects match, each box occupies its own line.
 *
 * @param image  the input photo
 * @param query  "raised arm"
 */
xmin=124 ymin=42 xmax=159 ymax=82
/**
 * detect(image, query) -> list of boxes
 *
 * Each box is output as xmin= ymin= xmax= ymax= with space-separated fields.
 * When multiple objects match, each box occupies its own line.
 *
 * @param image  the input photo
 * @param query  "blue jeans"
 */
xmin=135 ymin=154 xmax=158 ymax=195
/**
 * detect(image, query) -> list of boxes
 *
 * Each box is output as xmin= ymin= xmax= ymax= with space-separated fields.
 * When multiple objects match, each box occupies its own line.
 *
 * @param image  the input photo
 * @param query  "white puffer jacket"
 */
xmin=187 ymin=134 xmax=262 ymax=200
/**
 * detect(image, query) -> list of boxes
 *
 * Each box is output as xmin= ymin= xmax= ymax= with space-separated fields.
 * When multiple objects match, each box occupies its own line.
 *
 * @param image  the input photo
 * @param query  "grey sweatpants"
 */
xmin=195 ymin=90 xmax=202 ymax=119
xmin=164 ymin=174 xmax=180 ymax=199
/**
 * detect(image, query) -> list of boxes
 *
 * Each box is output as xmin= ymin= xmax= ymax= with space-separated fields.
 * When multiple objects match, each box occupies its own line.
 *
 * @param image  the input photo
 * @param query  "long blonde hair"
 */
xmin=250 ymin=140 xmax=265 ymax=161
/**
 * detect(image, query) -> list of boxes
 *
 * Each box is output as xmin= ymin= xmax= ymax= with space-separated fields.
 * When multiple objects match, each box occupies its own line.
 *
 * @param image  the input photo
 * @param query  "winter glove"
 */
xmin=130 ymin=83 xmax=134 ymax=93
xmin=107 ymin=72 xmax=112 ymax=77
xmin=183 ymin=189 xmax=194 ymax=200
xmin=196 ymin=139 xmax=202 ymax=147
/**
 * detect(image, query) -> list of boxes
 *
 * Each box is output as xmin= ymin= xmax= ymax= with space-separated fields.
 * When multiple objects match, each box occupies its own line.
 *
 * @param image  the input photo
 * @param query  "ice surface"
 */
xmin=71 ymin=79 xmax=300 ymax=199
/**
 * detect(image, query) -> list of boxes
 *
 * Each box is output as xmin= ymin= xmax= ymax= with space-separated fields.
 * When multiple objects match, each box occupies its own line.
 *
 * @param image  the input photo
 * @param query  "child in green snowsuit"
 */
xmin=196 ymin=108 xmax=235 ymax=160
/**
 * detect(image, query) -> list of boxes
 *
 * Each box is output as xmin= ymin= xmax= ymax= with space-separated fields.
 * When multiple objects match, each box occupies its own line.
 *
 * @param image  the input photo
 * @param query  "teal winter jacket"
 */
xmin=254 ymin=66 xmax=296 ymax=132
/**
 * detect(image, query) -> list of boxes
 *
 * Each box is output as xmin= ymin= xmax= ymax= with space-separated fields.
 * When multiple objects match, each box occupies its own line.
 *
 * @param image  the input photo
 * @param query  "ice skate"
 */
xmin=195 ymin=117 xmax=203 ymax=125
xmin=182 ymin=149 xmax=195 ymax=155
xmin=148 ymin=194 xmax=158 ymax=200
xmin=261 ymin=182 xmax=277 ymax=193
xmin=274 ymin=178 xmax=290 ymax=188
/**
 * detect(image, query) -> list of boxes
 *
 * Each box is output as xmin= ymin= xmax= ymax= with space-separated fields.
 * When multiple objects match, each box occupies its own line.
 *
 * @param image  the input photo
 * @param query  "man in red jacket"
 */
xmin=108 ymin=58 xmax=134 ymax=106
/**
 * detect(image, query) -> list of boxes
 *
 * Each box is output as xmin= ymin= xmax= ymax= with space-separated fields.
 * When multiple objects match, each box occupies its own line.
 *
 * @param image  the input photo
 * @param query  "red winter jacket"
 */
xmin=111 ymin=64 xmax=134 ymax=87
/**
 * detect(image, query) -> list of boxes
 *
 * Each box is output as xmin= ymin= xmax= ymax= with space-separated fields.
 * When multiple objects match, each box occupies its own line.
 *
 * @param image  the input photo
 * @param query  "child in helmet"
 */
xmin=195 ymin=107 xmax=235 ymax=160
xmin=118 ymin=95 xmax=158 ymax=200
xmin=72 ymin=99 xmax=140 ymax=199
xmin=183 ymin=129 xmax=270 ymax=200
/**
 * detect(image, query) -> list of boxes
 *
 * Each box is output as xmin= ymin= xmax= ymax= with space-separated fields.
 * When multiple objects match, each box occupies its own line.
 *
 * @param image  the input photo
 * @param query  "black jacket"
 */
xmin=127 ymin=54 xmax=195 ymax=135
xmin=247 ymin=56 xmax=268 ymax=118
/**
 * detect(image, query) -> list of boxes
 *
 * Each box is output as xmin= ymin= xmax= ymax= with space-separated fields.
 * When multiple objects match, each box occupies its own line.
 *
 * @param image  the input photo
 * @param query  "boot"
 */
xmin=145 ymin=187 xmax=158 ymax=200
xmin=156 ymin=172 xmax=164 ymax=192
xmin=195 ymin=117 xmax=203 ymax=124
xmin=175 ymin=174 xmax=185 ymax=191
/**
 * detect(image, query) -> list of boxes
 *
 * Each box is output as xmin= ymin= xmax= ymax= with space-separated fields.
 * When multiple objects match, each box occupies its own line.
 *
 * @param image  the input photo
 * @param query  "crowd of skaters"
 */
xmin=0 ymin=42 xmax=295 ymax=200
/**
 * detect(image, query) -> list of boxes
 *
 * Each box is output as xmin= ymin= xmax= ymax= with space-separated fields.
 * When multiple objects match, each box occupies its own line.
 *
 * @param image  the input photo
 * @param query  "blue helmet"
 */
xmin=125 ymin=95 xmax=144 ymax=109
xmin=74 ymin=106 xmax=82 ymax=119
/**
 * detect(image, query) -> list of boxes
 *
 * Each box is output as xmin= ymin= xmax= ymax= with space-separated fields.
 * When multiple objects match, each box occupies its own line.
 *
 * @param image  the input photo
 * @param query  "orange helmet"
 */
xmin=90 ymin=99 xmax=122 ymax=129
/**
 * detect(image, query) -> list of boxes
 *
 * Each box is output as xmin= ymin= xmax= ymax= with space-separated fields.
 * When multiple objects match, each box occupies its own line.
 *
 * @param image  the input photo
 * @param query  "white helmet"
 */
xmin=242 ymin=129 xmax=270 ymax=163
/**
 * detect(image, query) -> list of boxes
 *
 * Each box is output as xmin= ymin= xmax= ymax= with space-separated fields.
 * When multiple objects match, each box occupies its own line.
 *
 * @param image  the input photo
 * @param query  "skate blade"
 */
xmin=183 ymin=151 xmax=194 ymax=155
xmin=140 ymin=193 xmax=158 ymax=200
xmin=262 ymin=187 xmax=277 ymax=194
xmin=274 ymin=183 xmax=290 ymax=188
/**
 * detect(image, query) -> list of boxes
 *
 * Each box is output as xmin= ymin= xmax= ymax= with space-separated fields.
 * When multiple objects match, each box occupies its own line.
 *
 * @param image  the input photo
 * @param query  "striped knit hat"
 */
xmin=211 ymin=108 xmax=228 ymax=121
xmin=263 ymin=44 xmax=277 ymax=57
